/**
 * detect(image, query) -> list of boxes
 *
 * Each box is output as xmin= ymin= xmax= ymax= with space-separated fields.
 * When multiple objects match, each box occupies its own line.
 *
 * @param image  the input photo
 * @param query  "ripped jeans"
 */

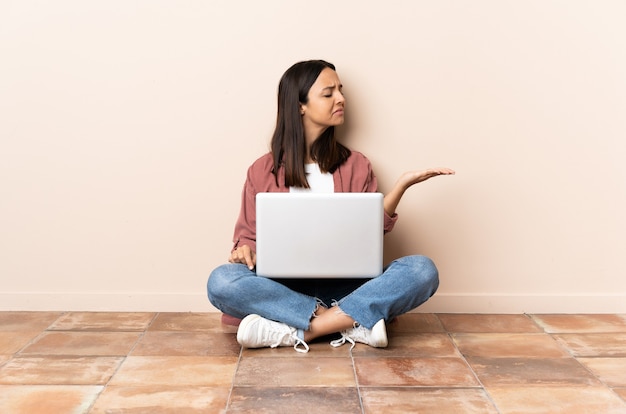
xmin=207 ymin=255 xmax=439 ymax=330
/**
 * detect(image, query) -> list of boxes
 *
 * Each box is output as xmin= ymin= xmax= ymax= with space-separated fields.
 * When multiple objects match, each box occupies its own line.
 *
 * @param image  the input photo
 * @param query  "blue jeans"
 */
xmin=207 ymin=255 xmax=439 ymax=330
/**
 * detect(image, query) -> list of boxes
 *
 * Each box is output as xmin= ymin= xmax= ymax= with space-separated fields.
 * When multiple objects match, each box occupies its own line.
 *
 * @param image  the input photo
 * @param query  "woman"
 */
xmin=208 ymin=60 xmax=454 ymax=353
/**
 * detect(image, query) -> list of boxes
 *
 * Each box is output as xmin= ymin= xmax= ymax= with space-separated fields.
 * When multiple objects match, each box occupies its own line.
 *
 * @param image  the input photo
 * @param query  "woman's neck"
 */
xmin=304 ymin=149 xmax=314 ymax=164
xmin=304 ymin=127 xmax=327 ymax=164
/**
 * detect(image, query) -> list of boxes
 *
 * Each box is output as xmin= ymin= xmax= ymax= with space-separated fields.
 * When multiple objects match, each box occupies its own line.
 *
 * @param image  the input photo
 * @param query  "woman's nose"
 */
xmin=336 ymin=91 xmax=345 ymax=104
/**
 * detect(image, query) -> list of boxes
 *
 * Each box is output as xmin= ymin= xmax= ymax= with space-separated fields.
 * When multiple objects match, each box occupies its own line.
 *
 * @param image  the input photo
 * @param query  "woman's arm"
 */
xmin=384 ymin=168 xmax=455 ymax=216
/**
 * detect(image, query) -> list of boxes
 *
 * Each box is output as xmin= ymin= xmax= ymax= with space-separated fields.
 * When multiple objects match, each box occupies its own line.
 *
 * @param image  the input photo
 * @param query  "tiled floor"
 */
xmin=1 ymin=312 xmax=626 ymax=413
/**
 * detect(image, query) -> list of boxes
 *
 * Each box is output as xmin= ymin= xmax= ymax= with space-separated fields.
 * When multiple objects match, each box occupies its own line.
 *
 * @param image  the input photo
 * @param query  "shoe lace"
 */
xmin=265 ymin=324 xmax=309 ymax=353
xmin=330 ymin=333 xmax=356 ymax=350
xmin=293 ymin=337 xmax=310 ymax=353
xmin=330 ymin=322 xmax=370 ymax=350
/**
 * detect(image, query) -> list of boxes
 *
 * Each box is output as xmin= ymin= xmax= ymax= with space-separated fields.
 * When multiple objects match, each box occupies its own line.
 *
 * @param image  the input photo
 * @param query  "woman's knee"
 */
xmin=207 ymin=263 xmax=237 ymax=302
xmin=403 ymin=255 xmax=440 ymax=292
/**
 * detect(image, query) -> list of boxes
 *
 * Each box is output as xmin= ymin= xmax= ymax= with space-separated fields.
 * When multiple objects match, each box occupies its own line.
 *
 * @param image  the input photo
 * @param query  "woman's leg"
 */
xmin=298 ymin=255 xmax=438 ymax=347
xmin=207 ymin=263 xmax=318 ymax=331
xmin=335 ymin=255 xmax=439 ymax=329
xmin=303 ymin=306 xmax=354 ymax=342
xmin=209 ymin=256 xmax=438 ymax=349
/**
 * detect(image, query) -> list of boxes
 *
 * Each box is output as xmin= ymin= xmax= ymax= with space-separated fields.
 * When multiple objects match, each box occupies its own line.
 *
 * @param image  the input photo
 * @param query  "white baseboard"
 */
xmin=0 ymin=292 xmax=218 ymax=313
xmin=415 ymin=293 xmax=626 ymax=314
xmin=1 ymin=292 xmax=625 ymax=313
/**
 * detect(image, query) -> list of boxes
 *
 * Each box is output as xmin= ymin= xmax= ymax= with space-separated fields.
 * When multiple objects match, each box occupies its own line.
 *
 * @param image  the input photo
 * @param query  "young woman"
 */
xmin=207 ymin=60 xmax=454 ymax=353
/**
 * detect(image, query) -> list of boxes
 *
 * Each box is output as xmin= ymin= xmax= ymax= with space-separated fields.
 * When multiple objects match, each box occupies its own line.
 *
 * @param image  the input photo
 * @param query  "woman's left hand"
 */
xmin=397 ymin=168 xmax=455 ymax=190
xmin=384 ymin=167 xmax=455 ymax=216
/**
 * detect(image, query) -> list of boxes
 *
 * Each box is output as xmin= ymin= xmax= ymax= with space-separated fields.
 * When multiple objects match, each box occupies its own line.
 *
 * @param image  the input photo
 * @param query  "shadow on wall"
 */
xmin=383 ymin=229 xmax=413 ymax=264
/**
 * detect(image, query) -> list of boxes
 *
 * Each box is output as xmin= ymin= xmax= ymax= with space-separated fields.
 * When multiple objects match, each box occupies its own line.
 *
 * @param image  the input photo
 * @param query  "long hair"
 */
xmin=271 ymin=60 xmax=351 ymax=188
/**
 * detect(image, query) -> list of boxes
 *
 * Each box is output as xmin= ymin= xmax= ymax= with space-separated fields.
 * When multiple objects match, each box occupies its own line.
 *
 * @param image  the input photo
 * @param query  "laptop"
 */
xmin=255 ymin=192 xmax=384 ymax=278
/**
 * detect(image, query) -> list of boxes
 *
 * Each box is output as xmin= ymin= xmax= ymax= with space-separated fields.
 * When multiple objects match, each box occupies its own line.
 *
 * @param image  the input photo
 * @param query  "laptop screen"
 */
xmin=255 ymin=192 xmax=384 ymax=278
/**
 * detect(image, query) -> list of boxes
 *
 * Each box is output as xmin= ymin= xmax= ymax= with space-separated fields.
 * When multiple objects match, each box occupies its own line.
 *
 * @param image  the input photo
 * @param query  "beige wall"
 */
xmin=1 ymin=1 xmax=625 ymax=312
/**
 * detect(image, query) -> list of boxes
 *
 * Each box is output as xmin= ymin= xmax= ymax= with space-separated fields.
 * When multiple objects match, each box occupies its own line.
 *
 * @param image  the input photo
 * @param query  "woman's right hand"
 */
xmin=229 ymin=245 xmax=256 ymax=270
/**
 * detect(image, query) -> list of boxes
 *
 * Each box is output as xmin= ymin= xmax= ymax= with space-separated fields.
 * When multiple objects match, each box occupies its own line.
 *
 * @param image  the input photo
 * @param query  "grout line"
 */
xmin=10 ymin=311 xmax=68 ymax=358
xmin=435 ymin=313 xmax=504 ymax=414
xmin=525 ymin=313 xmax=548 ymax=332
xmin=143 ymin=311 xmax=160 ymax=332
xmin=84 ymin=312 xmax=160 ymax=413
xmin=224 ymin=342 xmax=244 ymax=412
xmin=350 ymin=346 xmax=365 ymax=414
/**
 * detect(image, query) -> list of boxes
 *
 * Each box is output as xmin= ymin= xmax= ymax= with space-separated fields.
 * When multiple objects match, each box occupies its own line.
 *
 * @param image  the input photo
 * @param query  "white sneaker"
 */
xmin=330 ymin=319 xmax=388 ymax=349
xmin=237 ymin=314 xmax=309 ymax=353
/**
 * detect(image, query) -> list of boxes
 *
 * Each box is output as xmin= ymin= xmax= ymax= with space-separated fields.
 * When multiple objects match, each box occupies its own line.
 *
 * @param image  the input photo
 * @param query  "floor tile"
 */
xmin=48 ymin=312 xmax=155 ymax=331
xmin=352 ymin=333 xmax=460 ymax=358
xmin=132 ymin=331 xmax=240 ymax=357
xmin=552 ymin=333 xmax=626 ymax=357
xmin=241 ymin=340 xmax=351 ymax=357
xmin=109 ymin=356 xmax=238 ymax=387
xmin=0 ymin=385 xmax=102 ymax=414
xmin=486 ymin=386 xmax=626 ymax=414
xmin=235 ymin=356 xmax=356 ymax=387
xmin=361 ymin=388 xmax=498 ymax=414
xmin=452 ymin=333 xmax=570 ymax=358
xmin=149 ymin=312 xmax=224 ymax=332
xmin=578 ymin=358 xmax=626 ymax=387
xmin=437 ymin=314 xmax=542 ymax=333
xmin=387 ymin=313 xmax=445 ymax=333
xmin=0 ymin=312 xmax=62 ymax=331
xmin=531 ymin=314 xmax=626 ymax=333
xmin=20 ymin=331 xmax=142 ymax=356
xmin=90 ymin=385 xmax=230 ymax=413
xmin=0 ymin=331 xmax=41 ymax=354
xmin=228 ymin=387 xmax=361 ymax=413
xmin=0 ymin=356 xmax=123 ymax=385
xmin=614 ymin=388 xmax=626 ymax=402
xmin=4 ymin=311 xmax=626 ymax=414
xmin=355 ymin=357 xmax=478 ymax=387
xmin=467 ymin=357 xmax=602 ymax=387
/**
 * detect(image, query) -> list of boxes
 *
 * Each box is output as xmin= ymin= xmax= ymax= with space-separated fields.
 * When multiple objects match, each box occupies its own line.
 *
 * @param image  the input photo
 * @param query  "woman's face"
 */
xmin=300 ymin=68 xmax=345 ymax=138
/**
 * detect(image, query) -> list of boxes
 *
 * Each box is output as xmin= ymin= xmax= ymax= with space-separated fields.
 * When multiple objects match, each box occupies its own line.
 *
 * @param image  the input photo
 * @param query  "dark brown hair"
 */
xmin=271 ymin=60 xmax=351 ymax=188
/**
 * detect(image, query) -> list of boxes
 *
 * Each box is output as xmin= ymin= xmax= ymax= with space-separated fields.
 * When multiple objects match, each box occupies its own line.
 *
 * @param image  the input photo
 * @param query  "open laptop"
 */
xmin=255 ymin=192 xmax=384 ymax=278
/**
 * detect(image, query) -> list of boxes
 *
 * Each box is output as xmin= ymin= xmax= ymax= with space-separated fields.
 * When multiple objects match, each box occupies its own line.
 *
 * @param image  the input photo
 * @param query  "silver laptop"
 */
xmin=255 ymin=192 xmax=384 ymax=278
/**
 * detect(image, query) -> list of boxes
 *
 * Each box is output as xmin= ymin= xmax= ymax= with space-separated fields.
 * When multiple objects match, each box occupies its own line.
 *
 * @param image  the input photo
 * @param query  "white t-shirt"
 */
xmin=289 ymin=163 xmax=334 ymax=193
